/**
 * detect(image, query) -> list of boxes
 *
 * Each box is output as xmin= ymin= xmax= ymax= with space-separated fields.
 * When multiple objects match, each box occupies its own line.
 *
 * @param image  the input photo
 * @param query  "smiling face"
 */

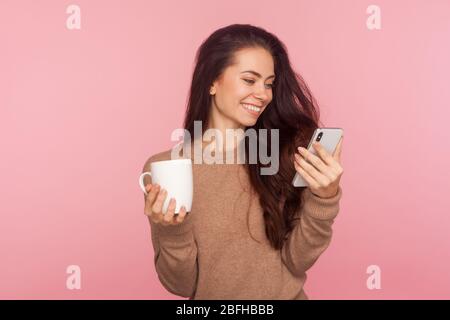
xmin=208 ymin=47 xmax=275 ymax=129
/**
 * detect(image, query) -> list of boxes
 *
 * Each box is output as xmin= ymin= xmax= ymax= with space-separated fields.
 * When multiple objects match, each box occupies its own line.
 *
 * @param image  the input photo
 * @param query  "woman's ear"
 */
xmin=210 ymin=78 xmax=220 ymax=95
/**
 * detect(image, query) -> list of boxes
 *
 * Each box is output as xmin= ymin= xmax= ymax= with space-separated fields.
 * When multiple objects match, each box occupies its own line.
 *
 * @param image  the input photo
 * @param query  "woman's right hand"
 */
xmin=143 ymin=183 xmax=188 ymax=226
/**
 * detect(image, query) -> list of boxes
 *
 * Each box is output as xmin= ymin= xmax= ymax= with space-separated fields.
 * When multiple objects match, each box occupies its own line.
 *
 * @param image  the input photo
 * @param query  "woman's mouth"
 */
xmin=241 ymin=103 xmax=262 ymax=117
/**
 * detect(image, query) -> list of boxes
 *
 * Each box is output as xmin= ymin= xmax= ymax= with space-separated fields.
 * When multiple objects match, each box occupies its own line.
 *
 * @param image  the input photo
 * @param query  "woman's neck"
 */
xmin=205 ymin=108 xmax=245 ymax=152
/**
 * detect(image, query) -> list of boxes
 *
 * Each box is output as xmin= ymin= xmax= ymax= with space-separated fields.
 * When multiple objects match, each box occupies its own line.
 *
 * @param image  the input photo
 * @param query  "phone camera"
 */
xmin=317 ymin=132 xmax=323 ymax=141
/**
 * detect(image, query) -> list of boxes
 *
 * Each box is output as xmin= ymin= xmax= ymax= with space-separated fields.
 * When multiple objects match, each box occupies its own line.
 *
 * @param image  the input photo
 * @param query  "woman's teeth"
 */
xmin=241 ymin=103 xmax=261 ymax=113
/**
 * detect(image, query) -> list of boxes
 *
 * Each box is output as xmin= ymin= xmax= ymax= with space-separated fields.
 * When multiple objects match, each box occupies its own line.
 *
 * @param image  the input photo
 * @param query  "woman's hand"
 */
xmin=293 ymin=136 xmax=344 ymax=199
xmin=143 ymin=183 xmax=188 ymax=225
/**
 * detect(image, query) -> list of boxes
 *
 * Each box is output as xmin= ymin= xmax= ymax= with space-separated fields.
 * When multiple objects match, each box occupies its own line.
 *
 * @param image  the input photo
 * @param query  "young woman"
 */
xmin=142 ymin=24 xmax=344 ymax=300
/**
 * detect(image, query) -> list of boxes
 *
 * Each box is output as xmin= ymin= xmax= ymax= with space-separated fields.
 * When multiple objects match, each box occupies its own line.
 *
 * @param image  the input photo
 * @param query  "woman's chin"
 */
xmin=238 ymin=117 xmax=257 ymax=127
xmin=238 ymin=111 xmax=261 ymax=126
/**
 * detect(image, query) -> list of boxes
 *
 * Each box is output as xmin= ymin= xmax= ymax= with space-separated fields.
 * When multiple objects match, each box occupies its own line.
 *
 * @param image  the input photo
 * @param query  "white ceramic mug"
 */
xmin=139 ymin=158 xmax=193 ymax=214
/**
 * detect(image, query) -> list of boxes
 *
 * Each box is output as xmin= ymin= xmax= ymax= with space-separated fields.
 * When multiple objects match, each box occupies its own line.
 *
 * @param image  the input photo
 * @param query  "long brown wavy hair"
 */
xmin=183 ymin=24 xmax=323 ymax=251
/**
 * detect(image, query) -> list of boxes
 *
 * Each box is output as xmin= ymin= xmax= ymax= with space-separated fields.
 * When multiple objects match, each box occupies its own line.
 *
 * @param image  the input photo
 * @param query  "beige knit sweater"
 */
xmin=142 ymin=147 xmax=342 ymax=300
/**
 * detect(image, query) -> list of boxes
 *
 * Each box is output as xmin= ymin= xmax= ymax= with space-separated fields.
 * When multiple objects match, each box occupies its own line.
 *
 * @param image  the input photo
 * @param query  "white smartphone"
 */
xmin=292 ymin=127 xmax=344 ymax=187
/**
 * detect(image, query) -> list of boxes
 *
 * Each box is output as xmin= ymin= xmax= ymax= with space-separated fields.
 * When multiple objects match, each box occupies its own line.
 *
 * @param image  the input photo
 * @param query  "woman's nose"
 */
xmin=253 ymin=85 xmax=269 ymax=102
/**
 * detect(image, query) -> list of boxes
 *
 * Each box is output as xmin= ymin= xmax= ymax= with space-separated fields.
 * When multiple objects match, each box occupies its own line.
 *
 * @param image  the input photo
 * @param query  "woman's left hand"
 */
xmin=294 ymin=136 xmax=344 ymax=199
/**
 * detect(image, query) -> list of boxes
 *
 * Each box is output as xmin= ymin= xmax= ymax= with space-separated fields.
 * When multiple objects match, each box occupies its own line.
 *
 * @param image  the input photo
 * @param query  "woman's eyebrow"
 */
xmin=241 ymin=70 xmax=275 ymax=80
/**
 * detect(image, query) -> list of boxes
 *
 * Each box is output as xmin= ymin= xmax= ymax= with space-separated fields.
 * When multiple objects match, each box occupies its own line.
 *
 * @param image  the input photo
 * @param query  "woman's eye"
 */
xmin=243 ymin=79 xmax=274 ymax=89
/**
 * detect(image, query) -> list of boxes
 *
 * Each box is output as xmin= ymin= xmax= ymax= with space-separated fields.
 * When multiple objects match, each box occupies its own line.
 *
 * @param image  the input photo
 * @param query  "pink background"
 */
xmin=1 ymin=0 xmax=449 ymax=299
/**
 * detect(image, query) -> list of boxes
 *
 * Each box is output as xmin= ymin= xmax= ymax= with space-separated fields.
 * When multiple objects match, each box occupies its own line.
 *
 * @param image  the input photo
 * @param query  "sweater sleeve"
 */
xmin=281 ymin=186 xmax=342 ymax=277
xmin=149 ymin=216 xmax=198 ymax=298
xmin=142 ymin=154 xmax=199 ymax=298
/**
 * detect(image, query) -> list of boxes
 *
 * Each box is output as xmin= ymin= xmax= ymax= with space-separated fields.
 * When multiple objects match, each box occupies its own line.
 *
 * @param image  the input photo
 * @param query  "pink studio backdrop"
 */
xmin=1 ymin=0 xmax=449 ymax=299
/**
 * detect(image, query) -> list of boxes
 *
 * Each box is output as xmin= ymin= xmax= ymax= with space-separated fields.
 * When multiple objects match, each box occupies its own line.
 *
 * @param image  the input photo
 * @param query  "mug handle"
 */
xmin=139 ymin=172 xmax=152 ymax=195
